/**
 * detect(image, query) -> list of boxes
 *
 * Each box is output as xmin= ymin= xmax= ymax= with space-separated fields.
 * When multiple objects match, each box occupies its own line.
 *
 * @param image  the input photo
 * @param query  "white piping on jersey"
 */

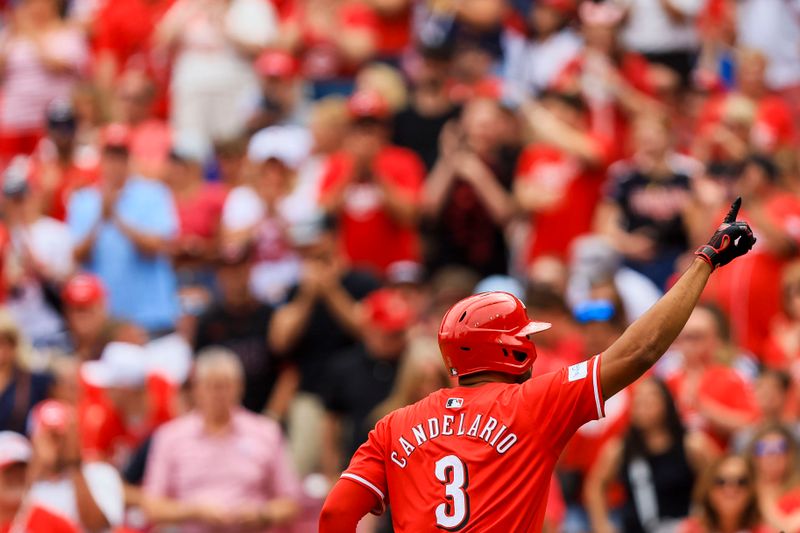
xmin=341 ymin=473 xmax=385 ymax=501
xmin=592 ymin=355 xmax=605 ymax=419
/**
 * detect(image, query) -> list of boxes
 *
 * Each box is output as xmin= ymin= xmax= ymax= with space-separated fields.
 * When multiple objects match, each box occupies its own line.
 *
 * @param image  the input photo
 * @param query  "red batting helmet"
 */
xmin=438 ymin=292 xmax=551 ymax=377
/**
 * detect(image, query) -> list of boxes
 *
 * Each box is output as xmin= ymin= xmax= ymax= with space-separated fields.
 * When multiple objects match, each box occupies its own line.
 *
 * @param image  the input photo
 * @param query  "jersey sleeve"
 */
xmin=340 ymin=417 xmax=389 ymax=515
xmin=523 ymin=354 xmax=605 ymax=450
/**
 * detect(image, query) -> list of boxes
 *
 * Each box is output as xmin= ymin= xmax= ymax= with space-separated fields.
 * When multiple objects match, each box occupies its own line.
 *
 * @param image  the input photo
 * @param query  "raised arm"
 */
xmin=600 ymin=198 xmax=756 ymax=399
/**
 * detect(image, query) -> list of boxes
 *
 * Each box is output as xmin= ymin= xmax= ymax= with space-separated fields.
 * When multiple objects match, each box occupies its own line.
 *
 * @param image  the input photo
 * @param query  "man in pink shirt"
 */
xmin=142 ymin=347 xmax=300 ymax=532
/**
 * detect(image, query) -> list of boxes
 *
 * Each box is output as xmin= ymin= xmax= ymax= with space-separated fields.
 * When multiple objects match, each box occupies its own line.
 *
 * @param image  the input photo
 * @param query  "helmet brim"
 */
xmin=517 ymin=321 xmax=552 ymax=336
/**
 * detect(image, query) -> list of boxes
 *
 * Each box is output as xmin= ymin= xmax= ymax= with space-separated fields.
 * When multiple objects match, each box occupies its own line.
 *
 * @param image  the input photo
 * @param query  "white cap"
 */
xmin=0 ymin=432 xmax=31 ymax=469
xmin=145 ymin=333 xmax=192 ymax=386
xmin=247 ymin=125 xmax=311 ymax=169
xmin=81 ymin=342 xmax=149 ymax=389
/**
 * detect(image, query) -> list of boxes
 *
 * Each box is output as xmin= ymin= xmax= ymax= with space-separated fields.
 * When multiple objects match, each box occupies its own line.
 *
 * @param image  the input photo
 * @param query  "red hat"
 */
xmin=0 ymin=432 xmax=31 ymax=469
xmin=364 ymin=289 xmax=414 ymax=333
xmin=438 ymin=292 xmax=551 ymax=377
xmin=347 ymin=89 xmax=391 ymax=120
xmin=255 ymin=50 xmax=299 ymax=79
xmin=101 ymin=123 xmax=132 ymax=150
xmin=63 ymin=273 xmax=106 ymax=307
xmin=30 ymin=400 xmax=72 ymax=434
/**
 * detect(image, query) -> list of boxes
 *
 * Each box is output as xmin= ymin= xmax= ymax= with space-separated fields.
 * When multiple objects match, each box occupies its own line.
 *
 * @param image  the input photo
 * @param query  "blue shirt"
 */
xmin=68 ymin=177 xmax=179 ymax=331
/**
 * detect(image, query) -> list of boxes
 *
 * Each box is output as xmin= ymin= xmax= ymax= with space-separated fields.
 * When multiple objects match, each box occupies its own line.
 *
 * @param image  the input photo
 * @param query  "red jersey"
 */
xmin=516 ymin=139 xmax=611 ymax=262
xmin=342 ymin=355 xmax=605 ymax=532
xmin=320 ymin=146 xmax=424 ymax=275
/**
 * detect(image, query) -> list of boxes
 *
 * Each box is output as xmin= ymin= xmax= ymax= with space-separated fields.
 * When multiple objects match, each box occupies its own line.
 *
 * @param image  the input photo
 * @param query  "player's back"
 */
xmin=341 ymin=355 xmax=604 ymax=532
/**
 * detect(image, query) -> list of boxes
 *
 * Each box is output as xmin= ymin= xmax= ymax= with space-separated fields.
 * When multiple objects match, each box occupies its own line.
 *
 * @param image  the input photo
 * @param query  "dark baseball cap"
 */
xmin=46 ymin=100 xmax=77 ymax=131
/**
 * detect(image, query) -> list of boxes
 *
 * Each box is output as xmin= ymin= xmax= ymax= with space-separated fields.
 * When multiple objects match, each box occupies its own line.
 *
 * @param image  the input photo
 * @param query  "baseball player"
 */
xmin=319 ymin=199 xmax=755 ymax=532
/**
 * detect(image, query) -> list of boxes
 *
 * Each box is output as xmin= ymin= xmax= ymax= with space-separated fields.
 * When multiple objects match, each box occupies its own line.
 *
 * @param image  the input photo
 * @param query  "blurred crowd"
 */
xmin=2 ymin=0 xmax=800 ymax=531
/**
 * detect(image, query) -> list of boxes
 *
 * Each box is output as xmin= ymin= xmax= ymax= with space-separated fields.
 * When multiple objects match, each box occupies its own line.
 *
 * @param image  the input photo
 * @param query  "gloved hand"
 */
xmin=695 ymin=197 xmax=757 ymax=269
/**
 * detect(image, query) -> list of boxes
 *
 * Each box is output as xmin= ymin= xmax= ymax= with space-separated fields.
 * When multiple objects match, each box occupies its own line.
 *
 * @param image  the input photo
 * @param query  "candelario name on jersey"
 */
xmin=390 ymin=412 xmax=517 ymax=468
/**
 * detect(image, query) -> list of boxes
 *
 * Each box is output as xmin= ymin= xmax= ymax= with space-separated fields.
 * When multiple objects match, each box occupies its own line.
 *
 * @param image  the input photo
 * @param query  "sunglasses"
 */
xmin=755 ymin=439 xmax=789 ymax=457
xmin=714 ymin=476 xmax=749 ymax=488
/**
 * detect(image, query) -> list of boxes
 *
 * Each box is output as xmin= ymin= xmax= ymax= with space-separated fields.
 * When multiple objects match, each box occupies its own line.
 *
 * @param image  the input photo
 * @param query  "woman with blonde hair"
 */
xmin=0 ymin=311 xmax=51 ymax=434
xmin=678 ymin=454 xmax=767 ymax=533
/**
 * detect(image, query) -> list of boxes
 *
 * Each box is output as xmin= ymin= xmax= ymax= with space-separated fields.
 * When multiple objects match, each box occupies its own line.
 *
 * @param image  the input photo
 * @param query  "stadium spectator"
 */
xmin=164 ymin=133 xmax=226 ymax=296
xmin=0 ymin=431 xmax=31 ymax=530
xmin=747 ymin=424 xmax=800 ymax=532
xmin=586 ymin=378 xmax=714 ymax=533
xmin=320 ymin=89 xmax=424 ymax=276
xmin=321 ymin=288 xmax=413 ymax=478
xmin=68 ymin=124 xmax=180 ymax=335
xmin=516 ymin=90 xmax=612 ymax=264
xmin=703 ymin=155 xmax=800 ymax=357
xmin=567 ymin=235 xmax=662 ymax=323
xmin=25 ymin=400 xmax=125 ymax=531
xmin=62 ymin=273 xmax=145 ymax=362
xmin=247 ymin=49 xmax=304 ymax=134
xmin=732 ymin=370 xmax=794 ymax=452
xmin=194 ymin=252 xmax=278 ymax=414
xmin=596 ymin=114 xmax=700 ymax=288
xmin=392 ymin=50 xmax=460 ymax=171
xmin=27 ymin=100 xmax=98 ymax=222
xmin=278 ymin=0 xmax=378 ymax=98
xmin=0 ymin=312 xmax=51 ymax=435
xmin=504 ymin=0 xmax=582 ymax=100
xmin=268 ymin=215 xmax=379 ymax=475
xmin=1 ymin=156 xmax=74 ymax=348
xmin=678 ymin=454 xmax=765 ymax=533
xmin=666 ymin=305 xmax=759 ymax=448
xmin=143 ymin=347 xmax=300 ymax=532
xmin=763 ymin=261 xmax=800 ymax=371
xmin=155 ymin=0 xmax=278 ymax=143
xmin=91 ymin=0 xmax=173 ymax=112
xmin=424 ymin=97 xmax=517 ymax=276
xmin=0 ymin=0 xmax=88 ymax=163
xmin=222 ymin=127 xmax=310 ymax=304
xmin=79 ymin=342 xmax=172 ymax=466
xmin=112 ymin=70 xmax=173 ymax=180
xmin=617 ymin=0 xmax=703 ymax=86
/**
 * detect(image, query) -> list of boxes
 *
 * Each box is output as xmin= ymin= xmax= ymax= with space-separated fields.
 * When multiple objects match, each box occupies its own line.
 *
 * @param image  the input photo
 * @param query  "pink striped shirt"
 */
xmin=143 ymin=409 xmax=301 ymax=533
xmin=0 ymin=27 xmax=88 ymax=131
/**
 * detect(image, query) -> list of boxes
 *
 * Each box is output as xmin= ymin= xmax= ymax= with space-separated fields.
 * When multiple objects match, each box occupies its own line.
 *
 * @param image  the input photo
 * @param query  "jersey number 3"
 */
xmin=434 ymin=455 xmax=470 ymax=530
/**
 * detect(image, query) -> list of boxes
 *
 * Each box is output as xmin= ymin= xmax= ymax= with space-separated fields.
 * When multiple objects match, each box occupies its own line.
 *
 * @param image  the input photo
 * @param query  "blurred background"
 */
xmin=0 ymin=0 xmax=799 ymax=531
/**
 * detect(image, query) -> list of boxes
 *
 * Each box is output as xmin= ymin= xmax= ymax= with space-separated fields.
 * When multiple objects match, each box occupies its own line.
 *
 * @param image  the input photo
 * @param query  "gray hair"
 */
xmin=194 ymin=347 xmax=244 ymax=383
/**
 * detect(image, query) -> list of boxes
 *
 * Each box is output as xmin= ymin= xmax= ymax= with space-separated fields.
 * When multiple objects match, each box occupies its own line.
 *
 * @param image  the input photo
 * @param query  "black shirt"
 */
xmin=393 ymin=105 xmax=461 ymax=171
xmin=426 ymin=146 xmax=519 ymax=277
xmin=195 ymin=302 xmax=275 ymax=413
xmin=323 ymin=343 xmax=399 ymax=461
xmin=285 ymin=269 xmax=380 ymax=396
xmin=0 ymin=370 xmax=52 ymax=434
xmin=621 ymin=440 xmax=695 ymax=532
xmin=607 ymin=156 xmax=696 ymax=250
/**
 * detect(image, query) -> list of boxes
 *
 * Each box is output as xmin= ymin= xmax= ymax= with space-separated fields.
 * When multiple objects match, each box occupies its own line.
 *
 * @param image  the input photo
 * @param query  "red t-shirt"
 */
xmin=79 ymin=375 xmax=176 ymax=464
xmin=174 ymin=183 xmax=227 ymax=238
xmin=93 ymin=0 xmax=174 ymax=70
xmin=516 ymin=139 xmax=612 ymax=262
xmin=0 ymin=505 xmax=79 ymax=533
xmin=320 ymin=146 xmax=424 ymax=275
xmin=342 ymin=355 xmax=605 ymax=532
xmin=28 ymin=150 xmax=99 ymax=221
xmin=666 ymin=365 xmax=759 ymax=448
xmin=703 ymin=193 xmax=800 ymax=356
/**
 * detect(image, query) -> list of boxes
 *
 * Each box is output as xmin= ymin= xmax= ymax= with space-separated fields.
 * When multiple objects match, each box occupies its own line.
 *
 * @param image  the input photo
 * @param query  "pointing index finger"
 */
xmin=724 ymin=197 xmax=742 ymax=224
